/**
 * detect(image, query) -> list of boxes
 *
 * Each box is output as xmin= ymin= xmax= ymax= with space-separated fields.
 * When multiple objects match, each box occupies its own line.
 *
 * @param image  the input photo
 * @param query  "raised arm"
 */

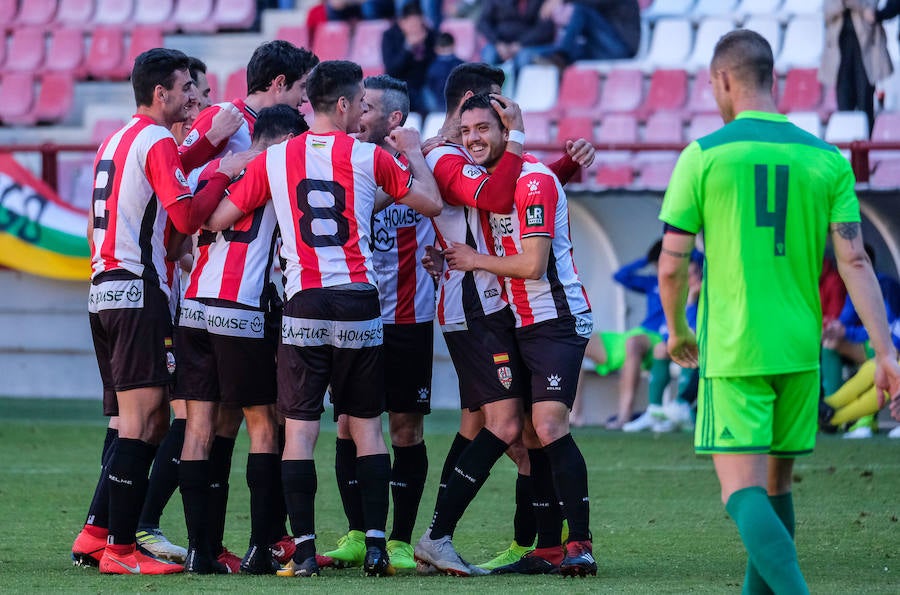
xmin=386 ymin=127 xmax=442 ymax=217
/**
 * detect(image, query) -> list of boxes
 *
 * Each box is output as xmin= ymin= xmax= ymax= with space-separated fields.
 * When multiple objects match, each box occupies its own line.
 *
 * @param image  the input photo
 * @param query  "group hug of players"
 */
xmin=73 ymin=38 xmax=600 ymax=579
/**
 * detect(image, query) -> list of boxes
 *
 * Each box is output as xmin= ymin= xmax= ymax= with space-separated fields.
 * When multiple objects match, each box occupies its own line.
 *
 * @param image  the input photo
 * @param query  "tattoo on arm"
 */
xmin=662 ymin=247 xmax=691 ymax=258
xmin=833 ymin=222 xmax=860 ymax=240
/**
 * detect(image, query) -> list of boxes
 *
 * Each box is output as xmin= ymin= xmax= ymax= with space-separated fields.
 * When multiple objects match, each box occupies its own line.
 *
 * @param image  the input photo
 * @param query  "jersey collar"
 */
xmin=735 ymin=110 xmax=788 ymax=123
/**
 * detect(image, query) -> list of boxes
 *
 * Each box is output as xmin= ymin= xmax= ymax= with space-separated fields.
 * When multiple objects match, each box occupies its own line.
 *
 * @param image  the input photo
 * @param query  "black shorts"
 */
xmin=172 ymin=299 xmax=278 ymax=408
xmin=516 ymin=314 xmax=590 ymax=408
xmin=443 ymin=307 xmax=527 ymax=411
xmin=89 ymin=272 xmax=175 ymax=397
xmin=278 ymin=287 xmax=385 ymax=421
xmin=384 ymin=322 xmax=433 ymax=414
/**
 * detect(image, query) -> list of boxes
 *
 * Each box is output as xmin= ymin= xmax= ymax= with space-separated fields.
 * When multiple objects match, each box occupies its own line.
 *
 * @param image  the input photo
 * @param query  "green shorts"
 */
xmin=594 ymin=328 xmax=662 ymax=376
xmin=694 ymin=369 xmax=819 ymax=457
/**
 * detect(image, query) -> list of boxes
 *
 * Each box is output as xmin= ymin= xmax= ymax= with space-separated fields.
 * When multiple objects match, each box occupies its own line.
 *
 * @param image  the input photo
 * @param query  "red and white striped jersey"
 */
xmin=489 ymin=155 xmax=591 ymax=327
xmin=181 ymin=98 xmax=256 ymax=160
xmin=226 ymin=130 xmax=413 ymax=299
xmin=90 ymin=115 xmax=194 ymax=297
xmin=184 ymin=159 xmax=279 ymax=308
xmin=426 ymin=143 xmax=507 ymax=327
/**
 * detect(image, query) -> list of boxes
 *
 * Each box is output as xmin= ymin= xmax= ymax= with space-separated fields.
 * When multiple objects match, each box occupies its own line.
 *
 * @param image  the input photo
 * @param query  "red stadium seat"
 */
xmin=869 ymin=111 xmax=900 ymax=165
xmin=173 ymin=0 xmax=215 ymax=33
xmin=595 ymin=163 xmax=635 ymax=188
xmin=683 ymin=68 xmax=718 ymax=116
xmin=554 ymin=66 xmax=600 ymax=117
xmin=55 ymin=0 xmax=94 ymax=28
xmin=0 ymin=72 xmax=38 ymax=125
xmin=597 ymin=114 xmax=638 ymax=145
xmin=86 ymin=27 xmax=128 ymax=80
xmin=4 ymin=27 xmax=46 ymax=73
xmin=350 ymin=19 xmax=390 ymax=72
xmin=127 ymin=26 xmax=164 ymax=69
xmin=869 ymin=158 xmax=900 ymax=190
xmin=15 ymin=0 xmax=57 ymax=27
xmin=276 ymin=25 xmax=309 ymax=49
xmin=523 ymin=111 xmax=553 ymax=145
xmin=133 ymin=0 xmax=176 ymax=32
xmin=33 ymin=71 xmax=75 ymax=123
xmin=598 ymin=68 xmax=643 ymax=114
xmin=687 ymin=113 xmax=723 ymax=140
xmin=637 ymin=157 xmax=678 ymax=190
xmin=643 ymin=111 xmax=684 ymax=143
xmin=214 ymin=0 xmax=256 ymax=31
xmin=224 ymin=67 xmax=247 ymax=101
xmin=93 ymin=0 xmax=134 ymax=26
xmin=638 ymin=68 xmax=687 ymax=119
xmin=43 ymin=27 xmax=86 ymax=78
xmin=312 ymin=21 xmax=351 ymax=61
xmin=91 ymin=117 xmax=127 ymax=143
xmin=556 ymin=115 xmax=595 ymax=144
xmin=777 ymin=68 xmax=822 ymax=113
xmin=440 ymin=18 xmax=478 ymax=62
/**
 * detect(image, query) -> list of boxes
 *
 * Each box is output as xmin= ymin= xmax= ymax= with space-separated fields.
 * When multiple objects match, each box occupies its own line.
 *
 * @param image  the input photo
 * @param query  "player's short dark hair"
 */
xmin=187 ymin=56 xmax=207 ymax=82
xmin=131 ymin=48 xmax=191 ymax=107
xmin=365 ymin=74 xmax=410 ymax=125
xmin=444 ymin=63 xmax=505 ymax=113
xmin=400 ymin=1 xmax=423 ymax=17
xmin=459 ymin=93 xmax=502 ymax=128
xmin=306 ymin=60 xmax=363 ymax=113
xmin=647 ymin=238 xmax=663 ymax=263
xmin=253 ymin=104 xmax=309 ymax=143
xmin=711 ymin=29 xmax=774 ymax=91
xmin=436 ymin=32 xmax=455 ymax=49
xmin=246 ymin=40 xmax=319 ymax=95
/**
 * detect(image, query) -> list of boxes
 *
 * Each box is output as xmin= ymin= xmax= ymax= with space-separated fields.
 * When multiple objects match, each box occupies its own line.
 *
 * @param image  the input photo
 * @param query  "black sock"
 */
xmin=335 ymin=438 xmax=364 ymax=532
xmin=247 ymin=453 xmax=280 ymax=547
xmin=282 ymin=459 xmax=317 ymax=538
xmin=389 ymin=442 xmax=428 ymax=543
xmin=107 ymin=438 xmax=156 ymax=545
xmin=544 ymin=433 xmax=590 ymax=542
xmin=430 ymin=428 xmax=508 ymax=539
xmin=85 ymin=428 xmax=118 ymax=527
xmin=208 ymin=435 xmax=235 ymax=552
xmin=514 ymin=473 xmax=537 ymax=546
xmin=435 ymin=433 xmax=471 ymax=510
xmin=272 ymin=424 xmax=288 ymax=541
xmin=529 ymin=447 xmax=564 ymax=549
xmin=179 ymin=459 xmax=212 ymax=554
xmin=356 ymin=453 xmax=391 ymax=534
xmin=138 ymin=418 xmax=184 ymax=530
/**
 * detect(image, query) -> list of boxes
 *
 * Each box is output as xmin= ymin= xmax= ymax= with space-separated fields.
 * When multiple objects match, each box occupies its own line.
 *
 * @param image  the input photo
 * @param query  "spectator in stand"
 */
xmin=383 ymin=2 xmax=437 ymax=114
xmin=820 ymin=0 xmax=893 ymax=134
xmin=327 ymin=0 xmax=395 ymax=20
xmin=425 ymin=32 xmax=463 ymax=112
xmin=477 ymin=0 xmax=557 ymax=73
xmin=536 ymin=0 xmax=641 ymax=68
xmin=398 ymin=0 xmax=443 ymax=29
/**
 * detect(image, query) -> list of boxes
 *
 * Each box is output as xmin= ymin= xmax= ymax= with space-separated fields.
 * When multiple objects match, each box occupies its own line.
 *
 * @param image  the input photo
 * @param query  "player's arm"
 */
xmin=382 ymin=128 xmax=442 ymax=217
xmin=548 ymin=139 xmax=596 ymax=185
xmin=445 ymin=236 xmax=551 ymax=280
xmin=658 ymin=229 xmax=698 ymax=368
xmin=205 ymin=152 xmax=272 ymax=232
xmin=179 ymin=104 xmax=244 ymax=171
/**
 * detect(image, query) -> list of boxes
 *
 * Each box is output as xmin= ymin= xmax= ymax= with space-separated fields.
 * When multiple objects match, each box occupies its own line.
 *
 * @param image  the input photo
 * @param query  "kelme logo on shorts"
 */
xmin=525 ymin=205 xmax=544 ymax=227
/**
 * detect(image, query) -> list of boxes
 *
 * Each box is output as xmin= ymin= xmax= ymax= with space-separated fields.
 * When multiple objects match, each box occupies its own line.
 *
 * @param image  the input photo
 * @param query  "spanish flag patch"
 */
xmin=493 ymin=353 xmax=510 ymax=364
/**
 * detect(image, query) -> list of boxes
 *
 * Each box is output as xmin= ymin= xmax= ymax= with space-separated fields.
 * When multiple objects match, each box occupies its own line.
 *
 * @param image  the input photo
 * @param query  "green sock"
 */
xmin=647 ymin=358 xmax=670 ymax=407
xmin=726 ymin=487 xmax=808 ymax=595
xmin=743 ymin=492 xmax=796 ymax=595
xmin=821 ymin=348 xmax=844 ymax=396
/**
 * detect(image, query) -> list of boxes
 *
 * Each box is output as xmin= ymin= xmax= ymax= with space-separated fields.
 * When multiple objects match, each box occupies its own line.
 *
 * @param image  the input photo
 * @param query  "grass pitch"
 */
xmin=1 ymin=397 xmax=898 ymax=593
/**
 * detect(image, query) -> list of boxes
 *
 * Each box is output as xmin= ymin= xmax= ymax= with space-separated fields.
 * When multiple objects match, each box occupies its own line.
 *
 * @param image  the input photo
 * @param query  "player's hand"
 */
xmin=667 ymin=330 xmax=699 ymax=369
xmin=873 ymin=354 xmax=900 ymax=410
xmin=207 ymin=103 xmax=244 ymax=146
xmin=387 ymin=127 xmax=423 ymax=154
xmin=421 ymin=134 xmax=446 ymax=156
xmin=566 ymin=139 xmax=595 ymax=168
xmin=217 ymin=149 xmax=259 ymax=179
xmin=422 ymin=244 xmax=445 ymax=279
xmin=489 ymin=94 xmax=524 ymax=137
xmin=444 ymin=242 xmax=479 ymax=272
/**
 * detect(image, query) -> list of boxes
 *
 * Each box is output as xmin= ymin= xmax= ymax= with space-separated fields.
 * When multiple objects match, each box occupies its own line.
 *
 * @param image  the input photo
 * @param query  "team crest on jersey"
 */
xmin=462 ymin=164 xmax=482 ymax=179
xmin=183 ymin=129 xmax=200 ymax=147
xmin=175 ymin=168 xmax=188 ymax=187
xmin=497 ymin=366 xmax=513 ymax=389
xmin=166 ymin=350 xmax=176 ymax=375
xmin=525 ymin=205 xmax=544 ymax=227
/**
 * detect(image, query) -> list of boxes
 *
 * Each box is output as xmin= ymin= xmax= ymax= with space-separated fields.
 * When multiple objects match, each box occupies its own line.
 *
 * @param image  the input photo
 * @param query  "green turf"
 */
xmin=1 ymin=397 xmax=899 ymax=592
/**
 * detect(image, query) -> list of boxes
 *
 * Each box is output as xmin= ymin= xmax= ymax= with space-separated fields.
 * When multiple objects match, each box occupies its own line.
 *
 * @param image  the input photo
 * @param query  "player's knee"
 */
xmin=486 ymin=417 xmax=523 ymax=445
xmin=625 ymin=335 xmax=649 ymax=357
xmin=532 ymin=418 xmax=566 ymax=446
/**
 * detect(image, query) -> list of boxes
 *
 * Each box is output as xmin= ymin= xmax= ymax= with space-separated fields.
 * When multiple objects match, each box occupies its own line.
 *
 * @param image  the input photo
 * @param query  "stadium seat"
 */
xmin=4 ymin=27 xmax=46 ymax=73
xmin=55 ymin=0 xmax=94 ymax=28
xmin=14 ymin=0 xmax=57 ymax=27
xmin=127 ymin=26 xmax=164 ymax=69
xmin=643 ymin=0 xmax=695 ymax=20
xmin=643 ymin=111 xmax=684 ymax=144
xmin=743 ymin=16 xmax=782 ymax=56
xmin=687 ymin=113 xmax=722 ymax=140
xmin=312 ymin=21 xmax=351 ymax=61
xmin=824 ymin=110 xmax=869 ymax=144
xmin=643 ymin=18 xmax=693 ymax=69
xmin=683 ymin=68 xmax=718 ymax=116
xmin=523 ymin=111 xmax=553 ymax=145
xmin=786 ymin=111 xmax=822 ymax=137
xmin=440 ymin=18 xmax=478 ymax=62
xmin=514 ymin=64 xmax=559 ymax=113
xmin=93 ymin=0 xmax=134 ymax=26
xmin=776 ymin=15 xmax=823 ymax=71
xmin=33 ymin=71 xmax=74 ymax=123
xmin=637 ymin=68 xmax=688 ymax=119
xmin=349 ymin=19 xmax=390 ymax=72
xmin=556 ymin=115 xmax=595 ymax=144
xmin=224 ymin=67 xmax=247 ymax=101
xmin=637 ymin=157 xmax=678 ymax=190
xmin=595 ymin=163 xmax=635 ymax=188
xmin=869 ymin=158 xmax=900 ymax=189
xmin=736 ymin=0 xmax=783 ymax=18
xmin=275 ymin=25 xmax=309 ymax=49
xmin=868 ymin=111 xmax=900 ymax=164
xmin=0 ymin=72 xmax=37 ymax=125
xmin=173 ymin=0 xmax=216 ymax=33
xmin=777 ymin=68 xmax=821 ymax=113
xmin=0 ymin=0 xmax=16 ymax=27
xmin=687 ymin=17 xmax=735 ymax=71
xmin=133 ymin=0 xmax=176 ymax=32
xmin=597 ymin=114 xmax=638 ymax=145
xmin=692 ymin=0 xmax=737 ymax=19
xmin=214 ymin=0 xmax=256 ymax=31
xmin=86 ymin=27 xmax=128 ymax=80
xmin=598 ymin=68 xmax=643 ymax=113
xmin=42 ymin=27 xmax=86 ymax=78
xmin=91 ymin=117 xmax=127 ymax=143
xmin=553 ymin=66 xmax=600 ymax=117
